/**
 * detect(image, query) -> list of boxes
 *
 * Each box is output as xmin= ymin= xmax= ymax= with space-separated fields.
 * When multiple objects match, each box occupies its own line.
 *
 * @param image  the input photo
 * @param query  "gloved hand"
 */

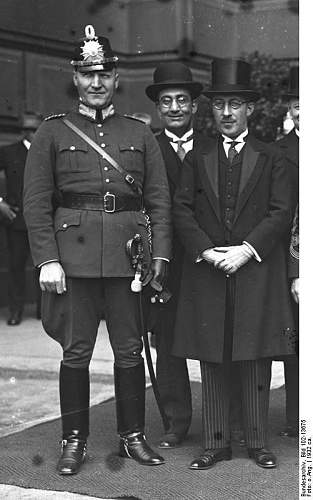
xmin=39 ymin=261 xmax=67 ymax=294
xmin=214 ymin=244 xmax=253 ymax=274
xmin=148 ymin=259 xmax=168 ymax=291
xmin=0 ymin=199 xmax=17 ymax=223
xmin=291 ymin=277 xmax=299 ymax=304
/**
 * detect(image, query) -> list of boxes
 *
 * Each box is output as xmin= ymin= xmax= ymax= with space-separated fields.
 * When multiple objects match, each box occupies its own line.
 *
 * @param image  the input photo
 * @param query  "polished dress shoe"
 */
xmin=248 ymin=447 xmax=277 ymax=469
xmin=119 ymin=432 xmax=164 ymax=466
xmin=7 ymin=311 xmax=22 ymax=326
xmin=57 ymin=433 xmax=87 ymax=475
xmin=189 ymin=447 xmax=232 ymax=470
xmin=158 ymin=432 xmax=184 ymax=449
xmin=279 ymin=426 xmax=298 ymax=438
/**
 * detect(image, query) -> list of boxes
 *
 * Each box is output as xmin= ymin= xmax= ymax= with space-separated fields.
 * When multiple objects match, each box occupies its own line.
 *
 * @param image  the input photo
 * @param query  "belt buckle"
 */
xmin=103 ymin=192 xmax=116 ymax=213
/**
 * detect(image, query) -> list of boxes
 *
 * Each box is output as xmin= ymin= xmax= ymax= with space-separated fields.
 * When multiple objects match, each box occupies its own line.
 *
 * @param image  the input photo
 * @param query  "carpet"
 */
xmin=0 ymin=383 xmax=298 ymax=500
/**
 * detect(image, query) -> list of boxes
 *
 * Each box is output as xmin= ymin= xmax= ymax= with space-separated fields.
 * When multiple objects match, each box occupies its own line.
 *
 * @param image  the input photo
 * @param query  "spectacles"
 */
xmin=212 ymin=99 xmax=248 ymax=110
xmin=158 ymin=96 xmax=191 ymax=108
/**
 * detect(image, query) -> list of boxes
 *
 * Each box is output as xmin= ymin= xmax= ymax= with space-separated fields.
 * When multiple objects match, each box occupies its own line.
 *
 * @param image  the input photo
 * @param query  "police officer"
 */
xmin=23 ymin=25 xmax=171 ymax=475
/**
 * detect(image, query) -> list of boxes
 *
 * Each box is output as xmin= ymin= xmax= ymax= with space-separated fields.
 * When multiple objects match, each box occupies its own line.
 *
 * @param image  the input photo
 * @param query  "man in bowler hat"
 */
xmin=173 ymin=58 xmax=295 ymax=469
xmin=0 ymin=112 xmax=42 ymax=325
xmin=145 ymin=62 xmax=203 ymax=448
xmin=275 ymin=66 xmax=299 ymax=438
xmin=24 ymin=25 xmax=171 ymax=474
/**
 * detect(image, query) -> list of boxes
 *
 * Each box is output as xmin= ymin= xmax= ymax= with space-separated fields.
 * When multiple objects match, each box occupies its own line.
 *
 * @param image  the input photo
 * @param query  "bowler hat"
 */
xmin=71 ymin=25 xmax=118 ymax=72
xmin=21 ymin=112 xmax=42 ymax=130
xmin=145 ymin=62 xmax=203 ymax=102
xmin=202 ymin=58 xmax=260 ymax=101
xmin=283 ymin=66 xmax=299 ymax=99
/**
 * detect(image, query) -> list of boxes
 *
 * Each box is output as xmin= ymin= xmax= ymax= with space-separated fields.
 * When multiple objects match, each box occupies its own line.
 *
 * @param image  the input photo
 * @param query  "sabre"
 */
xmin=126 ymin=234 xmax=170 ymax=432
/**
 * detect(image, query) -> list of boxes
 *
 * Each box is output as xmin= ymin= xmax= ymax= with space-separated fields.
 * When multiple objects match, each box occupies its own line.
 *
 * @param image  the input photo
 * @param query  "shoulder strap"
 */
xmin=62 ymin=118 xmax=141 ymax=196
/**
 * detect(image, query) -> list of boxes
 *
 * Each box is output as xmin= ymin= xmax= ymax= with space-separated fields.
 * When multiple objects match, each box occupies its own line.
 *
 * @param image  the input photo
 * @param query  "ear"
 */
xmin=73 ymin=71 xmax=78 ymax=88
xmin=191 ymin=100 xmax=198 ymax=115
xmin=246 ymin=101 xmax=255 ymax=117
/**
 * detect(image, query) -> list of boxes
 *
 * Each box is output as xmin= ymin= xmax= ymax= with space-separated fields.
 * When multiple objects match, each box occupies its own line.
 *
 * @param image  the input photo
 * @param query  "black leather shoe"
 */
xmin=57 ymin=434 xmax=87 ymax=475
xmin=279 ymin=426 xmax=298 ymax=438
xmin=189 ymin=447 xmax=232 ymax=470
xmin=119 ymin=432 xmax=165 ymax=466
xmin=248 ymin=447 xmax=277 ymax=469
xmin=7 ymin=311 xmax=22 ymax=326
xmin=158 ymin=433 xmax=185 ymax=449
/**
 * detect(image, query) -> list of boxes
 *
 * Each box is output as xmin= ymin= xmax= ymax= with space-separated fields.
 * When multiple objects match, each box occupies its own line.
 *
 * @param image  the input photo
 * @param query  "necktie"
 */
xmin=227 ymin=141 xmax=239 ymax=164
xmin=173 ymin=136 xmax=193 ymax=162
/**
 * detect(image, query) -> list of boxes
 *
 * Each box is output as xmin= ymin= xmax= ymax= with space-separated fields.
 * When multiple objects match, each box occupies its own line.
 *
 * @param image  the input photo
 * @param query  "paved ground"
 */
xmin=0 ymin=304 xmax=286 ymax=499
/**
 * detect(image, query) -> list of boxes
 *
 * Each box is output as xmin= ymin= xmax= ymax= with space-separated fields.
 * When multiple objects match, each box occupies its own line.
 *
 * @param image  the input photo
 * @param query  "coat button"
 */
xmin=105 ymin=178 xmax=110 ymax=183
xmin=97 ymin=123 xmax=102 ymax=128
xmin=99 ymin=132 xmax=104 ymax=136
xmin=62 ymin=223 xmax=68 ymax=228
xmin=70 ymin=146 xmax=76 ymax=151
xmin=130 ymin=146 xmax=135 ymax=151
xmin=101 ymin=143 xmax=106 ymax=148
xmin=104 ymin=167 xmax=108 ymax=171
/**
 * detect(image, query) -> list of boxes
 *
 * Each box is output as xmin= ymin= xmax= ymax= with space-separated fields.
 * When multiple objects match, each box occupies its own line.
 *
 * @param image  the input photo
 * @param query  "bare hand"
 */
xmin=291 ymin=278 xmax=299 ymax=304
xmin=39 ymin=262 xmax=67 ymax=294
xmin=214 ymin=245 xmax=253 ymax=274
xmin=0 ymin=200 xmax=17 ymax=222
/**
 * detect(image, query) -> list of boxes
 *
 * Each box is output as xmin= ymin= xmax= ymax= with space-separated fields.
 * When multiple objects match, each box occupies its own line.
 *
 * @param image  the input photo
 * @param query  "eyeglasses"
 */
xmin=212 ymin=99 xmax=248 ymax=110
xmin=158 ymin=96 xmax=191 ymax=108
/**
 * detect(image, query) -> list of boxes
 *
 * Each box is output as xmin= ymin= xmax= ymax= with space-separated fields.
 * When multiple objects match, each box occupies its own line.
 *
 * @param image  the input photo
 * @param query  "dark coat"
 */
xmin=0 ymin=141 xmax=28 ymax=230
xmin=275 ymin=129 xmax=299 ymax=209
xmin=172 ymin=134 xmax=295 ymax=363
xmin=23 ymin=110 xmax=172 ymax=277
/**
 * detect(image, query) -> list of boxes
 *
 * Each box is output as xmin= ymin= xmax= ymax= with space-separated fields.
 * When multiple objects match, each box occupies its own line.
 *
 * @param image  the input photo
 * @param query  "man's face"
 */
xmin=289 ymin=98 xmax=299 ymax=130
xmin=212 ymin=95 xmax=255 ymax=138
xmin=73 ymin=68 xmax=119 ymax=109
xmin=156 ymin=88 xmax=197 ymax=135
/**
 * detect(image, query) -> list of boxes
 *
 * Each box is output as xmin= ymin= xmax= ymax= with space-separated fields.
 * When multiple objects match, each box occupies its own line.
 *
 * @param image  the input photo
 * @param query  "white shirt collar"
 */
xmin=165 ymin=128 xmax=193 ymax=143
xmin=295 ymin=128 xmax=299 ymax=138
xmin=222 ymin=128 xmax=249 ymax=144
xmin=23 ymin=139 xmax=31 ymax=150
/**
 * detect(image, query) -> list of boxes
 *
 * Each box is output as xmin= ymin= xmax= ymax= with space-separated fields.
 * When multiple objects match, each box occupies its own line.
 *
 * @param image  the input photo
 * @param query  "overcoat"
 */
xmin=172 ymin=134 xmax=295 ymax=363
xmin=23 ymin=110 xmax=171 ymax=277
xmin=275 ymin=128 xmax=299 ymax=210
xmin=0 ymin=141 xmax=28 ymax=230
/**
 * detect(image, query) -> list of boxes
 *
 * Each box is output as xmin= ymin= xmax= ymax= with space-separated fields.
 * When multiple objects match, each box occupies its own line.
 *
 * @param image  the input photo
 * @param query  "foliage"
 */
xmin=194 ymin=51 xmax=295 ymax=142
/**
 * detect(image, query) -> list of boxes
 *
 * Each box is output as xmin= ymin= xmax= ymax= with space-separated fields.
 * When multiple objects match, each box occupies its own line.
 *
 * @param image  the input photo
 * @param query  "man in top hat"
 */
xmin=172 ymin=58 xmax=295 ymax=469
xmin=145 ymin=62 xmax=203 ymax=449
xmin=23 ymin=25 xmax=171 ymax=475
xmin=275 ymin=66 xmax=299 ymax=438
xmin=0 ymin=112 xmax=42 ymax=325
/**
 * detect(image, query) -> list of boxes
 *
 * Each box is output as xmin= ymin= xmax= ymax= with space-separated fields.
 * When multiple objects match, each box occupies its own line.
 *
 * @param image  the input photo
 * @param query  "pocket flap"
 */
xmin=119 ymin=144 xmax=144 ymax=153
xmin=55 ymin=211 xmax=81 ymax=231
xmin=58 ymin=142 xmax=88 ymax=153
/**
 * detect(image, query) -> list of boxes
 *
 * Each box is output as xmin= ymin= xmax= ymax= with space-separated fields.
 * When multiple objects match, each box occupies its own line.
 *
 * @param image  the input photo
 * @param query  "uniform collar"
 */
xmin=78 ymin=102 xmax=115 ymax=122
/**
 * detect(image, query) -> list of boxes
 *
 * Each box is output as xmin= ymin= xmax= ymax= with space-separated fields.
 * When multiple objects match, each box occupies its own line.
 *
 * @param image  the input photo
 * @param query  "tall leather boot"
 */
xmin=57 ymin=363 xmax=90 ymax=475
xmin=114 ymin=360 xmax=164 ymax=466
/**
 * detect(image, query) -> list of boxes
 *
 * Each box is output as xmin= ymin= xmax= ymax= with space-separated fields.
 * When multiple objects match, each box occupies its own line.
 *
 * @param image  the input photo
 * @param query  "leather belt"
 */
xmin=61 ymin=192 xmax=142 ymax=213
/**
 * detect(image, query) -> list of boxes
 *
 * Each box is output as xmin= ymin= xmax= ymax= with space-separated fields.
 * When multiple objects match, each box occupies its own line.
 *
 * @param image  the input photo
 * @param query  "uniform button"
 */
xmin=227 ymin=194 xmax=231 ymax=199
xmin=226 ymin=208 xmax=230 ymax=212
xmin=104 ymin=167 xmax=108 ymax=171
xmin=105 ymin=178 xmax=110 ymax=183
xmin=62 ymin=223 xmax=68 ymax=228
xmin=97 ymin=123 xmax=102 ymax=128
xmin=101 ymin=143 xmax=106 ymax=148
xmin=130 ymin=146 xmax=135 ymax=151
xmin=228 ymin=182 xmax=232 ymax=186
xmin=99 ymin=132 xmax=104 ymax=136
xmin=229 ymin=168 xmax=233 ymax=173
xmin=70 ymin=146 xmax=76 ymax=151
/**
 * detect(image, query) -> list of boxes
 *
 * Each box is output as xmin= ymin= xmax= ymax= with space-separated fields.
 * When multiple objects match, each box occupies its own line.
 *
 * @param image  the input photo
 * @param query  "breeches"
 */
xmin=42 ymin=277 xmax=143 ymax=369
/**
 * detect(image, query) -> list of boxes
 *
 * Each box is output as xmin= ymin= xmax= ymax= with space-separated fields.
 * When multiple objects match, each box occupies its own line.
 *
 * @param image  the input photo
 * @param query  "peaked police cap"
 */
xmin=71 ymin=25 xmax=118 ymax=72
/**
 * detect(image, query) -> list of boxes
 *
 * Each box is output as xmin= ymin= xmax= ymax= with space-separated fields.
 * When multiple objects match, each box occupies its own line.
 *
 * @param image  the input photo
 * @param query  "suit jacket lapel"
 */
xmin=200 ymin=139 xmax=221 ymax=220
xmin=157 ymin=131 xmax=181 ymax=186
xmin=234 ymin=137 xmax=265 ymax=222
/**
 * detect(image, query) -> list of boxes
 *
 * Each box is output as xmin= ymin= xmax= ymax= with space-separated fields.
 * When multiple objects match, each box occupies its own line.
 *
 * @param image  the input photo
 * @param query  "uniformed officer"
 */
xmin=23 ymin=25 xmax=171 ymax=475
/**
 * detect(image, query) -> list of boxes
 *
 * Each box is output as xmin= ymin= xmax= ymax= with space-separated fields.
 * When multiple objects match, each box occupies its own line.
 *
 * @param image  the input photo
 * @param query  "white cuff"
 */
xmin=153 ymin=257 xmax=170 ymax=263
xmin=38 ymin=259 xmax=59 ymax=268
xmin=243 ymin=241 xmax=262 ymax=262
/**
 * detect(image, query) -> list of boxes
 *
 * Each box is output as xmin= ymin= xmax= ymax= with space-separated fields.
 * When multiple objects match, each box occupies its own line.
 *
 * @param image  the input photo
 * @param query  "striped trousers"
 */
xmin=200 ymin=359 xmax=271 ymax=449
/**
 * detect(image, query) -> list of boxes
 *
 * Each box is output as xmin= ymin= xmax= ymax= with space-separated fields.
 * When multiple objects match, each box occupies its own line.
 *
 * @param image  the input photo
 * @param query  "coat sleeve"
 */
xmin=23 ymin=121 xmax=60 ymax=267
xmin=173 ymin=151 xmax=214 ymax=262
xmin=243 ymin=149 xmax=293 ymax=260
xmin=142 ymin=127 xmax=172 ymax=261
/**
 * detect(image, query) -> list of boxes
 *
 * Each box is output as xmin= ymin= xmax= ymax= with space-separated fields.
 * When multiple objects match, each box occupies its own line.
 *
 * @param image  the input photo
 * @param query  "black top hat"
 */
xmin=202 ymin=58 xmax=260 ymax=101
xmin=283 ymin=66 xmax=299 ymax=99
xmin=71 ymin=25 xmax=118 ymax=72
xmin=145 ymin=62 xmax=203 ymax=102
